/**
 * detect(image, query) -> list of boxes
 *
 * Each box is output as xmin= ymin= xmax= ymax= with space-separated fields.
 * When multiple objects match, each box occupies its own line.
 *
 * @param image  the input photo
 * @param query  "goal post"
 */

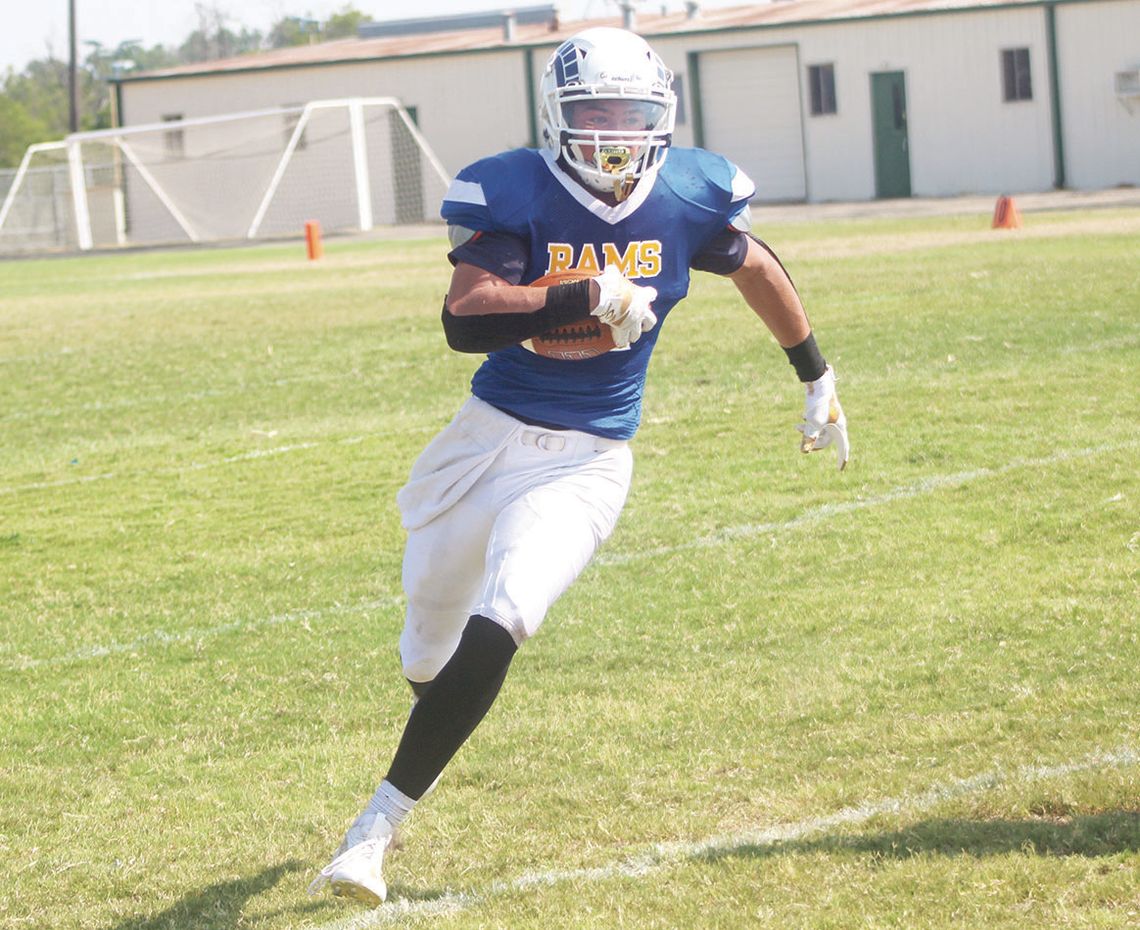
xmin=0 ymin=98 xmax=452 ymax=255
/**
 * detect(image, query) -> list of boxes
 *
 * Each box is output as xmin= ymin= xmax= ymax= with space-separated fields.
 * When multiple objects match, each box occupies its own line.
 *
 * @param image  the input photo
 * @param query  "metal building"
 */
xmin=113 ymin=0 xmax=1140 ymax=203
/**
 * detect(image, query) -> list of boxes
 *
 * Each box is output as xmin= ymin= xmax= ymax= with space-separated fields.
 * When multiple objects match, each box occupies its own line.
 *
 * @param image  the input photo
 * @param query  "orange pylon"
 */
xmin=992 ymin=195 xmax=1022 ymax=229
xmin=305 ymin=219 xmax=324 ymax=259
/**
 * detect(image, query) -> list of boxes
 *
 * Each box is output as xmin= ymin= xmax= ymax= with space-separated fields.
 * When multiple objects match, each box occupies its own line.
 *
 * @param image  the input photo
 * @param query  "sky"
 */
xmin=1 ymin=0 xmax=747 ymax=76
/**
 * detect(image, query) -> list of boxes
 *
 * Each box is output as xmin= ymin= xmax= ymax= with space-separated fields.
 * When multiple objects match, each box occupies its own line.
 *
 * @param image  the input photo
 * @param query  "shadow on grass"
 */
xmin=702 ymin=811 xmax=1140 ymax=863
xmin=102 ymin=813 xmax=1138 ymax=924
xmin=110 ymin=860 xmax=306 ymax=930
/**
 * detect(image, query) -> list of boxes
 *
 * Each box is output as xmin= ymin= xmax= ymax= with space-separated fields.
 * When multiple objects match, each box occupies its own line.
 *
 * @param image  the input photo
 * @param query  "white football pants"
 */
xmin=396 ymin=397 xmax=632 ymax=683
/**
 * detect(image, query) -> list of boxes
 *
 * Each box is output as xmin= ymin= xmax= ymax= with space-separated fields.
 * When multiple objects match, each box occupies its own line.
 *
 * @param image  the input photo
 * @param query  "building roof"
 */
xmin=118 ymin=0 xmax=1047 ymax=82
xmin=356 ymin=4 xmax=559 ymax=38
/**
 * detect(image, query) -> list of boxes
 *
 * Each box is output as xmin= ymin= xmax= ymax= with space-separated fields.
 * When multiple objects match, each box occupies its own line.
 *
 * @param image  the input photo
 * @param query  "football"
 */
xmin=524 ymin=270 xmax=616 ymax=361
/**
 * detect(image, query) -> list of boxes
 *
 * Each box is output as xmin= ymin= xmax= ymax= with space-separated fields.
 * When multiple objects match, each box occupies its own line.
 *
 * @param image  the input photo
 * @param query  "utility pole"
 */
xmin=68 ymin=0 xmax=79 ymax=132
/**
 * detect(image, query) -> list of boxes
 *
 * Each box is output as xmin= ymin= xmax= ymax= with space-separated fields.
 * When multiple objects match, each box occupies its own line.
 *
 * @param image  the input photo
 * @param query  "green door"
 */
xmin=871 ymin=71 xmax=912 ymax=199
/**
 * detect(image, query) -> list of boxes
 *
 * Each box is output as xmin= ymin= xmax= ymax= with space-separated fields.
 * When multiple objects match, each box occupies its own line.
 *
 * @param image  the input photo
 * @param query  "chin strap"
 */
xmin=612 ymin=176 xmax=636 ymax=202
xmin=557 ymin=152 xmax=637 ymax=204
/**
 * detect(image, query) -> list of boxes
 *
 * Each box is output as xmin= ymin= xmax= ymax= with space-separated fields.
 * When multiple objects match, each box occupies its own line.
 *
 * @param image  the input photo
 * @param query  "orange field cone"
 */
xmin=992 ymin=195 xmax=1023 ymax=229
xmin=305 ymin=219 xmax=324 ymax=259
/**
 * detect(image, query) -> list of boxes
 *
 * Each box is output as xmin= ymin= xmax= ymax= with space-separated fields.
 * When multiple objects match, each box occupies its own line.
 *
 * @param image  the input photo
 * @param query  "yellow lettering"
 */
xmin=546 ymin=240 xmax=662 ymax=279
xmin=601 ymin=242 xmax=639 ymax=277
xmin=576 ymin=243 xmax=600 ymax=274
xmin=546 ymin=243 xmax=574 ymax=274
xmin=638 ymin=240 xmax=662 ymax=278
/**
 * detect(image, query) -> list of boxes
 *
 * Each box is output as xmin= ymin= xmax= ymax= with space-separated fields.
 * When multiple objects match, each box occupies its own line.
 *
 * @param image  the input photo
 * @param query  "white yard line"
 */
xmin=2 ymin=424 xmax=439 ymax=495
xmin=2 ymin=438 xmax=353 ymax=495
xmin=597 ymin=439 xmax=1140 ymax=566
xmin=7 ymin=439 xmax=1136 ymax=671
xmin=0 ymin=377 xmax=327 ymax=422
xmin=313 ymin=746 xmax=1139 ymax=928
xmin=4 ymin=597 xmax=402 ymax=671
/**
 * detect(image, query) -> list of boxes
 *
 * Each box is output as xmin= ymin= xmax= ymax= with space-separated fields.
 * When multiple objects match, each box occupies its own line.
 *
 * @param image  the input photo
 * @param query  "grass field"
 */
xmin=1 ymin=206 xmax=1138 ymax=930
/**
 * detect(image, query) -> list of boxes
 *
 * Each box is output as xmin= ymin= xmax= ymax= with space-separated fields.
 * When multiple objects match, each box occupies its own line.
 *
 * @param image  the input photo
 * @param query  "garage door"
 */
xmin=698 ymin=45 xmax=806 ymax=202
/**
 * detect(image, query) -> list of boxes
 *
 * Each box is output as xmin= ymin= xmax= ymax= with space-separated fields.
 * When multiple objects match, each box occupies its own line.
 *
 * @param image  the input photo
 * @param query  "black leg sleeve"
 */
xmin=385 ymin=615 xmax=517 ymax=800
xmin=406 ymin=677 xmax=432 ymax=699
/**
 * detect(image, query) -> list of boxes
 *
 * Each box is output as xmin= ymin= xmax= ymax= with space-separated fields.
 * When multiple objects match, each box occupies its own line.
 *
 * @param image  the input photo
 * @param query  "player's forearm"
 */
xmin=728 ymin=239 xmax=811 ymax=348
xmin=445 ymin=281 xmax=548 ymax=317
xmin=441 ymin=276 xmax=595 ymax=353
xmin=446 ymin=276 xmax=602 ymax=318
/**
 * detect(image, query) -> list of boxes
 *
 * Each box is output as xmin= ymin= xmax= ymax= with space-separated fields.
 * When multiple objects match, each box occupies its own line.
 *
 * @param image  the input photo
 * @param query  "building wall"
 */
xmin=120 ymin=51 xmax=532 ymax=178
xmin=803 ymin=8 xmax=1055 ymax=199
xmin=655 ymin=6 xmax=1057 ymax=201
xmin=118 ymin=1 xmax=1139 ymax=205
xmin=1057 ymin=0 xmax=1140 ymax=189
xmin=693 ymin=44 xmax=808 ymax=201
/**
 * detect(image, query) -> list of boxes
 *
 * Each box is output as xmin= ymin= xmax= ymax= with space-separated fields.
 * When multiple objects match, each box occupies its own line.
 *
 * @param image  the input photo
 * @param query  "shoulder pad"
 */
xmin=728 ymin=203 xmax=752 ymax=234
xmin=661 ymin=148 xmax=755 ymax=220
xmin=440 ymin=149 xmax=546 ymax=236
xmin=447 ymin=225 xmax=478 ymax=249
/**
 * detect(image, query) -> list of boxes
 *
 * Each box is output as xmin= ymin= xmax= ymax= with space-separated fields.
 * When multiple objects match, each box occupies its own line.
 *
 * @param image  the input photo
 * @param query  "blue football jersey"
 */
xmin=440 ymin=148 xmax=754 ymax=439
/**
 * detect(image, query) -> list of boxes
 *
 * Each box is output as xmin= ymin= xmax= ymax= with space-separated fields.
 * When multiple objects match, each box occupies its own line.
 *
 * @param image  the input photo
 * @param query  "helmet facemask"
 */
xmin=540 ymin=28 xmax=676 ymax=202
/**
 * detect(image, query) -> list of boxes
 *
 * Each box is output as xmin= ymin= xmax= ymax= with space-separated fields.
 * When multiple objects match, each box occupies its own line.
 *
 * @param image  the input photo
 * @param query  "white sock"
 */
xmin=365 ymin=780 xmax=416 ymax=831
xmin=344 ymin=780 xmax=415 ymax=847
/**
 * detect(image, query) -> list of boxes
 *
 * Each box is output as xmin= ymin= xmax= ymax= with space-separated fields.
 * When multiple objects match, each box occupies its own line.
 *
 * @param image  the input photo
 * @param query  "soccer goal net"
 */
xmin=0 ymin=98 xmax=451 ymax=254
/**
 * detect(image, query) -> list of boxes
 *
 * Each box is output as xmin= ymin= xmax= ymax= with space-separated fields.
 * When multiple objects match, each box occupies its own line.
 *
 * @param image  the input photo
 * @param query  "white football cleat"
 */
xmin=308 ymin=818 xmax=393 ymax=907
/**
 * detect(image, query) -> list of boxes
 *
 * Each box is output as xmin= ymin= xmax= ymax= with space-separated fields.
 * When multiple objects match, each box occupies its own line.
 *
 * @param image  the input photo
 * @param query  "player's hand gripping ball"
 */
xmin=524 ymin=270 xmax=616 ymax=361
xmin=590 ymin=264 xmax=658 ymax=348
xmin=525 ymin=267 xmax=658 ymax=360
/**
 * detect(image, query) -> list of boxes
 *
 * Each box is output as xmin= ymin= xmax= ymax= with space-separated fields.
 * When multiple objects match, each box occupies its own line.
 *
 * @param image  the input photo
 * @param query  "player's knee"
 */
xmin=402 ymin=654 xmax=445 ymax=684
xmin=406 ymin=676 xmax=432 ymax=698
xmin=463 ymin=614 xmax=521 ymax=669
xmin=400 ymin=605 xmax=466 ymax=682
xmin=469 ymin=605 xmax=534 ymax=650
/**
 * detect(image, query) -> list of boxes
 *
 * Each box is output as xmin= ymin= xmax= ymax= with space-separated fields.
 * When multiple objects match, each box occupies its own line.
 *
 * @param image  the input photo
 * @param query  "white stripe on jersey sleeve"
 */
xmin=728 ymin=166 xmax=756 ymax=233
xmin=443 ymin=178 xmax=487 ymax=207
xmin=730 ymin=166 xmax=756 ymax=204
xmin=728 ymin=203 xmax=753 ymax=233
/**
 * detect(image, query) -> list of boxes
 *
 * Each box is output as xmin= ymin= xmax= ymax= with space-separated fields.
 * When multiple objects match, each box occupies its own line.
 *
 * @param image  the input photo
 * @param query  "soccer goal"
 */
xmin=0 ymin=98 xmax=451 ymax=254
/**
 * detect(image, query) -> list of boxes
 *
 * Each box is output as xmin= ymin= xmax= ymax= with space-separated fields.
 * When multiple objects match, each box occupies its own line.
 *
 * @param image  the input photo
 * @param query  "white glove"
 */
xmin=590 ymin=264 xmax=658 ymax=349
xmin=797 ymin=365 xmax=849 ymax=471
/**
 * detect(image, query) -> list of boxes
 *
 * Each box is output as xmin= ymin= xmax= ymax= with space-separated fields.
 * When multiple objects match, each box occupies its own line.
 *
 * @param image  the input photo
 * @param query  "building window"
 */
xmin=1001 ymin=48 xmax=1033 ymax=102
xmin=673 ymin=73 xmax=687 ymax=125
xmin=808 ymin=64 xmax=837 ymax=116
xmin=161 ymin=113 xmax=184 ymax=158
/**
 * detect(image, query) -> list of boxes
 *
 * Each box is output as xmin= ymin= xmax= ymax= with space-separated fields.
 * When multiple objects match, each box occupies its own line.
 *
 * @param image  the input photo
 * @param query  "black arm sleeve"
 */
xmin=690 ymin=228 xmax=750 ymax=276
xmin=448 ymin=230 xmax=529 ymax=283
xmin=690 ymin=229 xmax=802 ymax=297
xmin=442 ymin=279 xmax=593 ymax=354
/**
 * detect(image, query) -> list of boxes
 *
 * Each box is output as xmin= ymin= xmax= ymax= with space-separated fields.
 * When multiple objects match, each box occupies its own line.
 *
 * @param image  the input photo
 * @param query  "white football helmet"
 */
xmin=539 ymin=27 xmax=676 ymax=201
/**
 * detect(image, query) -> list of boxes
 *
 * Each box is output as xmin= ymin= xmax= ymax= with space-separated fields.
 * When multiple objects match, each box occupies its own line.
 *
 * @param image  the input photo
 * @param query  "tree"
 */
xmin=266 ymin=16 xmax=322 ymax=49
xmin=0 ymin=95 xmax=50 ymax=168
xmin=267 ymin=6 xmax=370 ymax=48
xmin=87 ymin=40 xmax=179 ymax=78
xmin=4 ymin=59 xmax=72 ymax=138
xmin=0 ymin=37 xmax=176 ymax=166
xmin=0 ymin=3 xmax=375 ymax=166
xmin=325 ymin=6 xmax=369 ymax=40
xmin=179 ymin=2 xmax=262 ymax=63
xmin=85 ymin=41 xmax=179 ymax=129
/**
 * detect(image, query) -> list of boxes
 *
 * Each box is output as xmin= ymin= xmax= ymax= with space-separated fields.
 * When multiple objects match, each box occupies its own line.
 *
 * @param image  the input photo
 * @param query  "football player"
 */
xmin=309 ymin=26 xmax=849 ymax=906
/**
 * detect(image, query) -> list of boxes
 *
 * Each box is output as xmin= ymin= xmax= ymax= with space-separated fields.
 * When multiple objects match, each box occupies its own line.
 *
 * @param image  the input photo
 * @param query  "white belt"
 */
xmin=519 ymin=428 xmax=626 ymax=454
